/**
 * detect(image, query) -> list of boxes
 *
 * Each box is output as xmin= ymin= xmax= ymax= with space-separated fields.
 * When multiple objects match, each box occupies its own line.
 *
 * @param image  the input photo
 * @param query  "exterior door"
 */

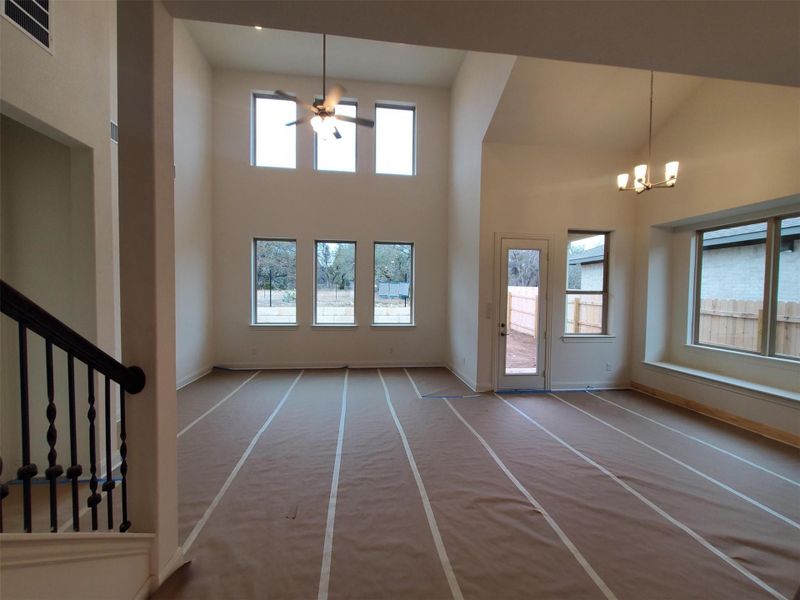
xmin=496 ymin=238 xmax=548 ymax=390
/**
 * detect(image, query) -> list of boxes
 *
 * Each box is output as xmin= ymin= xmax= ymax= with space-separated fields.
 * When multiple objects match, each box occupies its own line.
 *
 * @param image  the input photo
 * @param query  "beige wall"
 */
xmin=211 ymin=69 xmax=450 ymax=368
xmin=446 ymin=52 xmax=515 ymax=387
xmin=631 ymin=78 xmax=800 ymax=433
xmin=174 ymin=21 xmax=215 ymax=386
xmin=477 ymin=143 xmax=637 ymax=390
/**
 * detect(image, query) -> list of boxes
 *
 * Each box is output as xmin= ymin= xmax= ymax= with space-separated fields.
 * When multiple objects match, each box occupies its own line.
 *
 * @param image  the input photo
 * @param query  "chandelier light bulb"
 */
xmin=617 ymin=173 xmax=629 ymax=190
xmin=634 ymin=164 xmax=648 ymax=183
xmin=665 ymin=161 xmax=679 ymax=184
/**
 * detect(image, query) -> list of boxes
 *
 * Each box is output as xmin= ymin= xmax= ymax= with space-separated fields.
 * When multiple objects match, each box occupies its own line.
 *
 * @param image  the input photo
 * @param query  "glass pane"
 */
xmin=776 ymin=216 xmax=800 ymax=358
xmin=375 ymin=106 xmax=414 ymax=175
xmin=254 ymin=240 xmax=296 ymax=324
xmin=505 ymin=249 xmax=539 ymax=375
xmin=697 ymin=222 xmax=766 ymax=352
xmin=374 ymin=243 xmax=413 ymax=324
xmin=567 ymin=232 xmax=605 ymax=291
xmin=254 ymin=96 xmax=296 ymax=169
xmin=316 ymin=102 xmax=356 ymax=172
xmin=565 ymin=294 xmax=604 ymax=334
xmin=316 ymin=242 xmax=356 ymax=324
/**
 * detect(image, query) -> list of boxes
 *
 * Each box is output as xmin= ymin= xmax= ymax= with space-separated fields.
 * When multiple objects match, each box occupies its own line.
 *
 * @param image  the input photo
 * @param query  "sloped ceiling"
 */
xmin=485 ymin=58 xmax=705 ymax=151
xmin=164 ymin=1 xmax=800 ymax=87
xmin=183 ymin=20 xmax=466 ymax=88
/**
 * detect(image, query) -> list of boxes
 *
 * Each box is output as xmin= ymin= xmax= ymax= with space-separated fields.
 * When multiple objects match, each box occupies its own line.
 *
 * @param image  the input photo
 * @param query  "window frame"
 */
xmin=313 ymin=99 xmax=358 ymax=173
xmin=372 ymin=241 xmax=415 ymax=326
xmin=564 ymin=230 xmax=610 ymax=336
xmin=692 ymin=212 xmax=800 ymax=361
xmin=374 ymin=102 xmax=417 ymax=176
xmin=252 ymin=92 xmax=297 ymax=169
xmin=252 ymin=237 xmax=298 ymax=326
xmin=313 ymin=240 xmax=358 ymax=327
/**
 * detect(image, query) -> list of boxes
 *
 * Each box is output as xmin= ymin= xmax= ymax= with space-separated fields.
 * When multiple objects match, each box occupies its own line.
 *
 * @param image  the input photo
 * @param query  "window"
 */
xmin=565 ymin=231 xmax=609 ymax=334
xmin=373 ymin=243 xmax=413 ymax=324
xmin=315 ymin=241 xmax=356 ymax=325
xmin=315 ymin=101 xmax=356 ymax=172
xmin=253 ymin=94 xmax=296 ymax=169
xmin=375 ymin=104 xmax=415 ymax=176
xmin=253 ymin=239 xmax=297 ymax=324
xmin=694 ymin=213 xmax=800 ymax=359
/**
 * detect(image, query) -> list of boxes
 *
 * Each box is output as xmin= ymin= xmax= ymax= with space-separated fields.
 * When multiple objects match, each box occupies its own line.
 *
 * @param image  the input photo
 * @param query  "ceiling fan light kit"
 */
xmin=275 ymin=33 xmax=375 ymax=142
xmin=617 ymin=71 xmax=680 ymax=194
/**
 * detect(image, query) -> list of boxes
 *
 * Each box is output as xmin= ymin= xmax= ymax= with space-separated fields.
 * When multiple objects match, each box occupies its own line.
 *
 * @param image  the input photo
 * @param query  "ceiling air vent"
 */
xmin=3 ymin=0 xmax=50 ymax=50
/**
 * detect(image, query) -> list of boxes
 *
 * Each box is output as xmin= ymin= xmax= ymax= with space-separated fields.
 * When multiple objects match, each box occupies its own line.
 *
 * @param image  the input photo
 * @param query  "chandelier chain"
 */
xmin=648 ymin=70 xmax=654 ymax=174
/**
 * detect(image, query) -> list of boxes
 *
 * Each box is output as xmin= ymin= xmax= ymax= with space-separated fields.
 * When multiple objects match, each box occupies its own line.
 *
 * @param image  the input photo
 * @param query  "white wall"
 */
xmin=446 ymin=52 xmax=515 ymax=388
xmin=477 ymin=143 xmax=637 ymax=391
xmin=631 ymin=78 xmax=800 ymax=434
xmin=174 ymin=20 xmax=215 ymax=387
xmin=211 ymin=69 xmax=450 ymax=368
xmin=1 ymin=0 xmax=118 ymax=472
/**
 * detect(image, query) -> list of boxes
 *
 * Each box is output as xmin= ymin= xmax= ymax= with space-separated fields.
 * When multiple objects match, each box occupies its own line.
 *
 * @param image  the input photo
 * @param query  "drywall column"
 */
xmin=117 ymin=0 xmax=180 ymax=585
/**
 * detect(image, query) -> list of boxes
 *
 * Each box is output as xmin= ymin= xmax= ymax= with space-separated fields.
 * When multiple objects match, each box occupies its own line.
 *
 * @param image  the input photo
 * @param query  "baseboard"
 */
xmin=214 ymin=360 xmax=444 ymax=370
xmin=631 ymin=380 xmax=800 ymax=448
xmin=177 ymin=365 xmax=214 ymax=390
xmin=552 ymin=381 xmax=630 ymax=392
xmin=444 ymin=363 xmax=478 ymax=392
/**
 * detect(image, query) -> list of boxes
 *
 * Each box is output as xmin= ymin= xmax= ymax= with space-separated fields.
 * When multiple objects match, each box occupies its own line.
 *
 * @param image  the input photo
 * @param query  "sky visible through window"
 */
xmin=255 ymin=96 xmax=296 ymax=169
xmin=376 ymin=106 xmax=414 ymax=175
xmin=317 ymin=103 xmax=356 ymax=172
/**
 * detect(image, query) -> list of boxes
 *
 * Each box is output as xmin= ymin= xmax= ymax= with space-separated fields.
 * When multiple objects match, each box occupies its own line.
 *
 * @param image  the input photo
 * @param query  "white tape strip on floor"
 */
xmin=182 ymin=370 xmax=304 ymax=554
xmin=380 ymin=369 xmax=464 ymax=600
xmin=500 ymin=394 xmax=786 ymax=600
xmin=178 ymin=370 xmax=261 ymax=438
xmin=402 ymin=370 xmax=616 ymax=600
xmin=318 ymin=369 xmax=349 ymax=600
xmin=584 ymin=390 xmax=800 ymax=488
xmin=548 ymin=392 xmax=800 ymax=531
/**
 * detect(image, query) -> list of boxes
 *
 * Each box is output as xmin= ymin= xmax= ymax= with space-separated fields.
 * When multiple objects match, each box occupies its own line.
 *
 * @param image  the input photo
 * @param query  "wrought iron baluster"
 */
xmin=66 ymin=352 xmax=82 ymax=530
xmin=17 ymin=323 xmax=37 ymax=532
xmin=87 ymin=365 xmax=101 ymax=530
xmin=103 ymin=375 xmax=116 ymax=529
xmin=44 ymin=340 xmax=63 ymax=532
xmin=119 ymin=387 xmax=130 ymax=532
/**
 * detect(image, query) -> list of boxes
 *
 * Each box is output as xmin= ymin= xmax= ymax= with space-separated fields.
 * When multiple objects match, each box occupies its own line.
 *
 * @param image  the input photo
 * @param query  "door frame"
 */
xmin=493 ymin=232 xmax=553 ymax=391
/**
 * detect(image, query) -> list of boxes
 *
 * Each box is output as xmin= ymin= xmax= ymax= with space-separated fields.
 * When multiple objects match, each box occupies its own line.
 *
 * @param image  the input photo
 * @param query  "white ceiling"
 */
xmin=485 ymin=57 xmax=706 ymax=151
xmin=182 ymin=20 xmax=466 ymax=88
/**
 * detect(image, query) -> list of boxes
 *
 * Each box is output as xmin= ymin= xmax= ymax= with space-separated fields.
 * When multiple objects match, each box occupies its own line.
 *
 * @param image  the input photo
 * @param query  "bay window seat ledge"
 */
xmin=642 ymin=360 xmax=800 ymax=404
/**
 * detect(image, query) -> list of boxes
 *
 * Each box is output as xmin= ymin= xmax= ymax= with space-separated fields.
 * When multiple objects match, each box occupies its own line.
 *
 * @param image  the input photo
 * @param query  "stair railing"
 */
xmin=0 ymin=280 xmax=145 ymax=533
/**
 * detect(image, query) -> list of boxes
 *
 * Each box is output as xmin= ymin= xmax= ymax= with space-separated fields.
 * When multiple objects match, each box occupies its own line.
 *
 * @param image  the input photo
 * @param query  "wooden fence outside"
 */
xmin=566 ymin=295 xmax=603 ymax=334
xmin=698 ymin=299 xmax=800 ymax=356
xmin=507 ymin=286 xmax=538 ymax=336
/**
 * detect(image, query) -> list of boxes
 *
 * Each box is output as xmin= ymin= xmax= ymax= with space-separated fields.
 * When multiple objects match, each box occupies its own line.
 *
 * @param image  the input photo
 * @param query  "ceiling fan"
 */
xmin=275 ymin=34 xmax=374 ymax=140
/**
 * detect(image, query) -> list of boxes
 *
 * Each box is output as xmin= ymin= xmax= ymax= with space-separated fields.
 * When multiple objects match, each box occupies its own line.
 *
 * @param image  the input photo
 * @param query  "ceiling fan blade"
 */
xmin=323 ymin=84 xmax=345 ymax=110
xmin=274 ymin=90 xmax=318 ymax=113
xmin=334 ymin=114 xmax=375 ymax=128
xmin=286 ymin=115 xmax=313 ymax=126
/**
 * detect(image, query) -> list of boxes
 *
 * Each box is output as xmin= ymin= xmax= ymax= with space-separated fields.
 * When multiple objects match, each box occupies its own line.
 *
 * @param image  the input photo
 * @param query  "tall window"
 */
xmin=253 ymin=239 xmax=297 ymax=324
xmin=375 ymin=104 xmax=415 ymax=176
xmin=316 ymin=101 xmax=357 ymax=172
xmin=565 ymin=231 xmax=609 ymax=334
xmin=253 ymin=94 xmax=296 ymax=169
xmin=694 ymin=213 xmax=799 ymax=359
xmin=315 ymin=241 xmax=356 ymax=325
xmin=373 ymin=243 xmax=413 ymax=324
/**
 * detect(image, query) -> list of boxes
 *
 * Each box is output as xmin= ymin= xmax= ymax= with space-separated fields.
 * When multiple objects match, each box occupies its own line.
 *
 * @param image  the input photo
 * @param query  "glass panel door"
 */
xmin=497 ymin=238 xmax=548 ymax=390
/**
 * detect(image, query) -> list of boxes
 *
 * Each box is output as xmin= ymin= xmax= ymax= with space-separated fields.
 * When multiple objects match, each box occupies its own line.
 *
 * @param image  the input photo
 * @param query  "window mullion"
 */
xmin=762 ymin=217 xmax=780 ymax=356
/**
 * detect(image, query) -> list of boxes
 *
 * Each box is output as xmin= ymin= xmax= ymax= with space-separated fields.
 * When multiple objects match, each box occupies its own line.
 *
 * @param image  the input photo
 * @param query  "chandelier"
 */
xmin=617 ymin=71 xmax=679 ymax=193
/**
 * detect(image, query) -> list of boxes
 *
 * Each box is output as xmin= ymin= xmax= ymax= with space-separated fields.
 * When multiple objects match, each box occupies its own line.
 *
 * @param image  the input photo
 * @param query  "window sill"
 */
xmin=312 ymin=324 xmax=358 ymax=329
xmin=371 ymin=323 xmax=416 ymax=329
xmin=643 ymin=360 xmax=800 ymax=404
xmin=561 ymin=335 xmax=616 ymax=343
xmin=250 ymin=323 xmax=298 ymax=330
